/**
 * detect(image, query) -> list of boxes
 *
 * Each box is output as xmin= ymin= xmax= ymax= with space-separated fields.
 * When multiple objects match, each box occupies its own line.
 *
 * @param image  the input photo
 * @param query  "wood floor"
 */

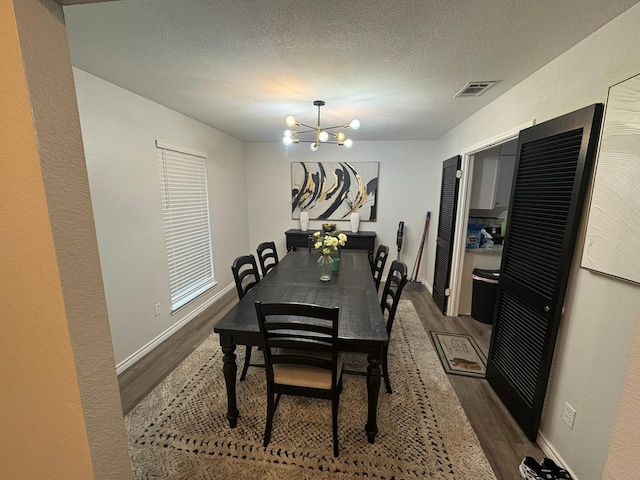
xmin=404 ymin=288 xmax=544 ymax=479
xmin=118 ymin=286 xmax=542 ymax=479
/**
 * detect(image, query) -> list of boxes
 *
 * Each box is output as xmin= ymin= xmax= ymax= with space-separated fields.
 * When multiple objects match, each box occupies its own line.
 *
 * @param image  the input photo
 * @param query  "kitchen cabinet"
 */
xmin=493 ymin=155 xmax=516 ymax=207
xmin=469 ymin=140 xmax=517 ymax=210
xmin=469 ymin=156 xmax=499 ymax=209
xmin=493 ymin=140 xmax=517 ymax=208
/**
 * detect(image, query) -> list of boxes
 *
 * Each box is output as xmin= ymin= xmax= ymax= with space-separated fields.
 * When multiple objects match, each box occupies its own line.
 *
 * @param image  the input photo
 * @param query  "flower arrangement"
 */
xmin=313 ymin=230 xmax=347 ymax=255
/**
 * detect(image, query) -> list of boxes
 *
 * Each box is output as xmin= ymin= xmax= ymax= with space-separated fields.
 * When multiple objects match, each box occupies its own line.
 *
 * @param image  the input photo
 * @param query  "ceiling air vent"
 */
xmin=454 ymin=81 xmax=496 ymax=98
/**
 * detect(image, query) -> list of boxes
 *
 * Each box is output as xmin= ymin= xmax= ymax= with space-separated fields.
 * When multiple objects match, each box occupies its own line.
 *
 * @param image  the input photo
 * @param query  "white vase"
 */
xmin=350 ymin=212 xmax=360 ymax=233
xmin=299 ymin=211 xmax=310 ymax=231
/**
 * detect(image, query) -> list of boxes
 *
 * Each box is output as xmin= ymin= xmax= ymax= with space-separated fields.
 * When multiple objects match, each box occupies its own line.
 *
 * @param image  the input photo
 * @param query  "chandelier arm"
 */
xmin=296 ymin=122 xmax=316 ymax=130
xmin=287 ymin=140 xmax=348 ymax=146
xmin=294 ymin=128 xmax=316 ymax=134
xmin=321 ymin=124 xmax=348 ymax=131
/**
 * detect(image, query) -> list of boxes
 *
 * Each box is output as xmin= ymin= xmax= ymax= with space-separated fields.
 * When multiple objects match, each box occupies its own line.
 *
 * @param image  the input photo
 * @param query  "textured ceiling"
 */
xmin=63 ymin=0 xmax=638 ymax=142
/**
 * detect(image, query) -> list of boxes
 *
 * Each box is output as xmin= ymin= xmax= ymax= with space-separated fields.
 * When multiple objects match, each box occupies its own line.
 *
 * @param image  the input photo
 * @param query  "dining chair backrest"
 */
xmin=256 ymin=241 xmax=279 ymax=277
xmin=254 ymin=301 xmax=343 ymax=456
xmin=372 ymin=245 xmax=390 ymax=291
xmin=380 ymin=260 xmax=408 ymax=336
xmin=255 ymin=301 xmax=341 ymax=393
xmin=231 ymin=254 xmax=260 ymax=299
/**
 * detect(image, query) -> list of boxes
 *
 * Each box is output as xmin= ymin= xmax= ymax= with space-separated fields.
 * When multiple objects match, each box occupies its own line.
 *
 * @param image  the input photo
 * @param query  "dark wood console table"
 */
xmin=285 ymin=229 xmax=377 ymax=263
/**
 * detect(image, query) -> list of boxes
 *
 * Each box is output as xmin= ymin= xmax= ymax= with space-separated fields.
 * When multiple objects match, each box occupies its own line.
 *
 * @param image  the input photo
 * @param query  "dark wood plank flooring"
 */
xmin=404 ymin=289 xmax=544 ymax=479
xmin=118 ymin=286 xmax=542 ymax=479
xmin=118 ymin=290 xmax=237 ymax=415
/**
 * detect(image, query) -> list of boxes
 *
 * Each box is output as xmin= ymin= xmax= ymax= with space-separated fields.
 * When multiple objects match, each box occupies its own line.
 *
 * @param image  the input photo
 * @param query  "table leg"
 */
xmin=222 ymin=345 xmax=239 ymax=427
xmin=365 ymin=348 xmax=382 ymax=443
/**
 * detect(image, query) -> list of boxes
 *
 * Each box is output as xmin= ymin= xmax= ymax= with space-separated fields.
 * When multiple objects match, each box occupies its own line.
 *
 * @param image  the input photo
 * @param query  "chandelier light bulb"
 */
xmin=310 ymin=142 xmax=319 ymax=152
xmin=349 ymin=119 xmax=360 ymax=130
xmin=334 ymin=131 xmax=346 ymax=143
xmin=344 ymin=139 xmax=354 ymax=148
xmin=319 ymin=131 xmax=329 ymax=142
xmin=283 ymin=136 xmax=293 ymax=145
xmin=285 ymin=115 xmax=298 ymax=127
xmin=284 ymin=129 xmax=292 ymax=137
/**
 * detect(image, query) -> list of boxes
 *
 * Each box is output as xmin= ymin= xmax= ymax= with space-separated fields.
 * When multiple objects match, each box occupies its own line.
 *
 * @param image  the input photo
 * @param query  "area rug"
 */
xmin=125 ymin=300 xmax=496 ymax=479
xmin=429 ymin=332 xmax=487 ymax=378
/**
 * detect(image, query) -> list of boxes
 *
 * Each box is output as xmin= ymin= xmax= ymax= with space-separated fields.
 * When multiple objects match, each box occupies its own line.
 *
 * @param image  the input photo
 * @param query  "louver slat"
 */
xmin=434 ymin=247 xmax=448 ymax=294
xmin=438 ymin=163 xmax=457 ymax=244
xmin=490 ymin=291 xmax=547 ymax=406
xmin=502 ymin=130 xmax=582 ymax=298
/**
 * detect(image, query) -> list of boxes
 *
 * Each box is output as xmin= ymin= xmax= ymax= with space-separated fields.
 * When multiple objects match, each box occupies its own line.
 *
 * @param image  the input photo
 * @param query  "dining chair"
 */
xmin=343 ymin=260 xmax=408 ymax=394
xmin=371 ymin=245 xmax=389 ymax=291
xmin=379 ymin=260 xmax=408 ymax=393
xmin=254 ymin=301 xmax=343 ymax=457
xmin=256 ymin=241 xmax=279 ymax=277
xmin=231 ymin=254 xmax=261 ymax=381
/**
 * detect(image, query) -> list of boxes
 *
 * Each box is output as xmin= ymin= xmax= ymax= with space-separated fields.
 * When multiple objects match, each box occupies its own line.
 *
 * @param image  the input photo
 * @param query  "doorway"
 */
xmin=447 ymin=121 xmax=535 ymax=317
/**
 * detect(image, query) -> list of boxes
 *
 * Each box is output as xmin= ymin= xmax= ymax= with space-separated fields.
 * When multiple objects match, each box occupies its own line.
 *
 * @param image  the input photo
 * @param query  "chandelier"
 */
xmin=282 ymin=100 xmax=360 ymax=151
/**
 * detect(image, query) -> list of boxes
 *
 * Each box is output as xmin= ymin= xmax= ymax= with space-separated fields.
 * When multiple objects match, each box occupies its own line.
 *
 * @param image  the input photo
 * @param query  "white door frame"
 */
xmin=446 ymin=120 xmax=535 ymax=316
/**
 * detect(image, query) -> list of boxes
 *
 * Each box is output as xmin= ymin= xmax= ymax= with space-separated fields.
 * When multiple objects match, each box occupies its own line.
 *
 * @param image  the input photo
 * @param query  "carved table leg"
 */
xmin=365 ymin=348 xmax=382 ymax=443
xmin=222 ymin=345 xmax=239 ymax=427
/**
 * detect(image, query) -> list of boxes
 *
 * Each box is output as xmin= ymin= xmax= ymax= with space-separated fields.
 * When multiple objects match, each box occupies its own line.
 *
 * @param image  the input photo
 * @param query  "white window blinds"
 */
xmin=157 ymin=141 xmax=215 ymax=311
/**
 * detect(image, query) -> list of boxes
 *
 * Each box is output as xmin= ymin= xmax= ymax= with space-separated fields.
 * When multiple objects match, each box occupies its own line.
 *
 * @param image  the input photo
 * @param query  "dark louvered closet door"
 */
xmin=432 ymin=155 xmax=461 ymax=314
xmin=487 ymin=104 xmax=603 ymax=440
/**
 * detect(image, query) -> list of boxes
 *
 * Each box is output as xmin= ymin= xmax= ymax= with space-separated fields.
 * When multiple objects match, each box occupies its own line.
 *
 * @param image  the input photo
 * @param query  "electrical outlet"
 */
xmin=154 ymin=303 xmax=161 ymax=316
xmin=562 ymin=402 xmax=576 ymax=429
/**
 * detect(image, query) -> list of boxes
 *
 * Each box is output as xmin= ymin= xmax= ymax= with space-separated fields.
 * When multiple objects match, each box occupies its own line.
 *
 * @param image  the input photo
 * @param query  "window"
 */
xmin=157 ymin=140 xmax=215 ymax=311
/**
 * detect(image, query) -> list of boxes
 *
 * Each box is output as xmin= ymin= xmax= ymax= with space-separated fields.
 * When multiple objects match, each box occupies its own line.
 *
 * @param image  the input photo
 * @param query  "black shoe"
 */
xmin=518 ymin=456 xmax=555 ymax=480
xmin=541 ymin=458 xmax=572 ymax=479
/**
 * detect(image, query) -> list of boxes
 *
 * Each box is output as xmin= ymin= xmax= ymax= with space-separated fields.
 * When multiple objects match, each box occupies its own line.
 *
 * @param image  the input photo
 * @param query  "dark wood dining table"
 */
xmin=213 ymin=250 xmax=388 ymax=443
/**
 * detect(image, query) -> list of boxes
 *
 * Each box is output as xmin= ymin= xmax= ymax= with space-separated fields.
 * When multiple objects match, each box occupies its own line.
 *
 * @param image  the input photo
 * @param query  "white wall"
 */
xmin=602 ymin=314 xmax=640 ymax=479
xmin=245 ymin=141 xmax=439 ymax=284
xmin=436 ymin=4 xmax=640 ymax=479
xmin=74 ymin=68 xmax=248 ymax=366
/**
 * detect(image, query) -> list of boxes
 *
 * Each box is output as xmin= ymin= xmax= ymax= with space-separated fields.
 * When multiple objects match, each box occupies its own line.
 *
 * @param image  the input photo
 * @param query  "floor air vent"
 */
xmin=454 ymin=81 xmax=496 ymax=98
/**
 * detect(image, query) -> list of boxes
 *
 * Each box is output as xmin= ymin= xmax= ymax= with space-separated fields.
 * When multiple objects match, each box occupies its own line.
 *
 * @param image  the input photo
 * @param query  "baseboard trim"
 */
xmin=537 ymin=431 xmax=579 ymax=480
xmin=381 ymin=276 xmax=432 ymax=294
xmin=115 ymin=283 xmax=235 ymax=374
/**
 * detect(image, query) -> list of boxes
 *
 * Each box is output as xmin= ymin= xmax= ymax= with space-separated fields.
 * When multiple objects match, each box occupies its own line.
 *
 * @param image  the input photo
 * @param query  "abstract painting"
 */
xmin=291 ymin=162 xmax=379 ymax=221
xmin=582 ymin=73 xmax=640 ymax=285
